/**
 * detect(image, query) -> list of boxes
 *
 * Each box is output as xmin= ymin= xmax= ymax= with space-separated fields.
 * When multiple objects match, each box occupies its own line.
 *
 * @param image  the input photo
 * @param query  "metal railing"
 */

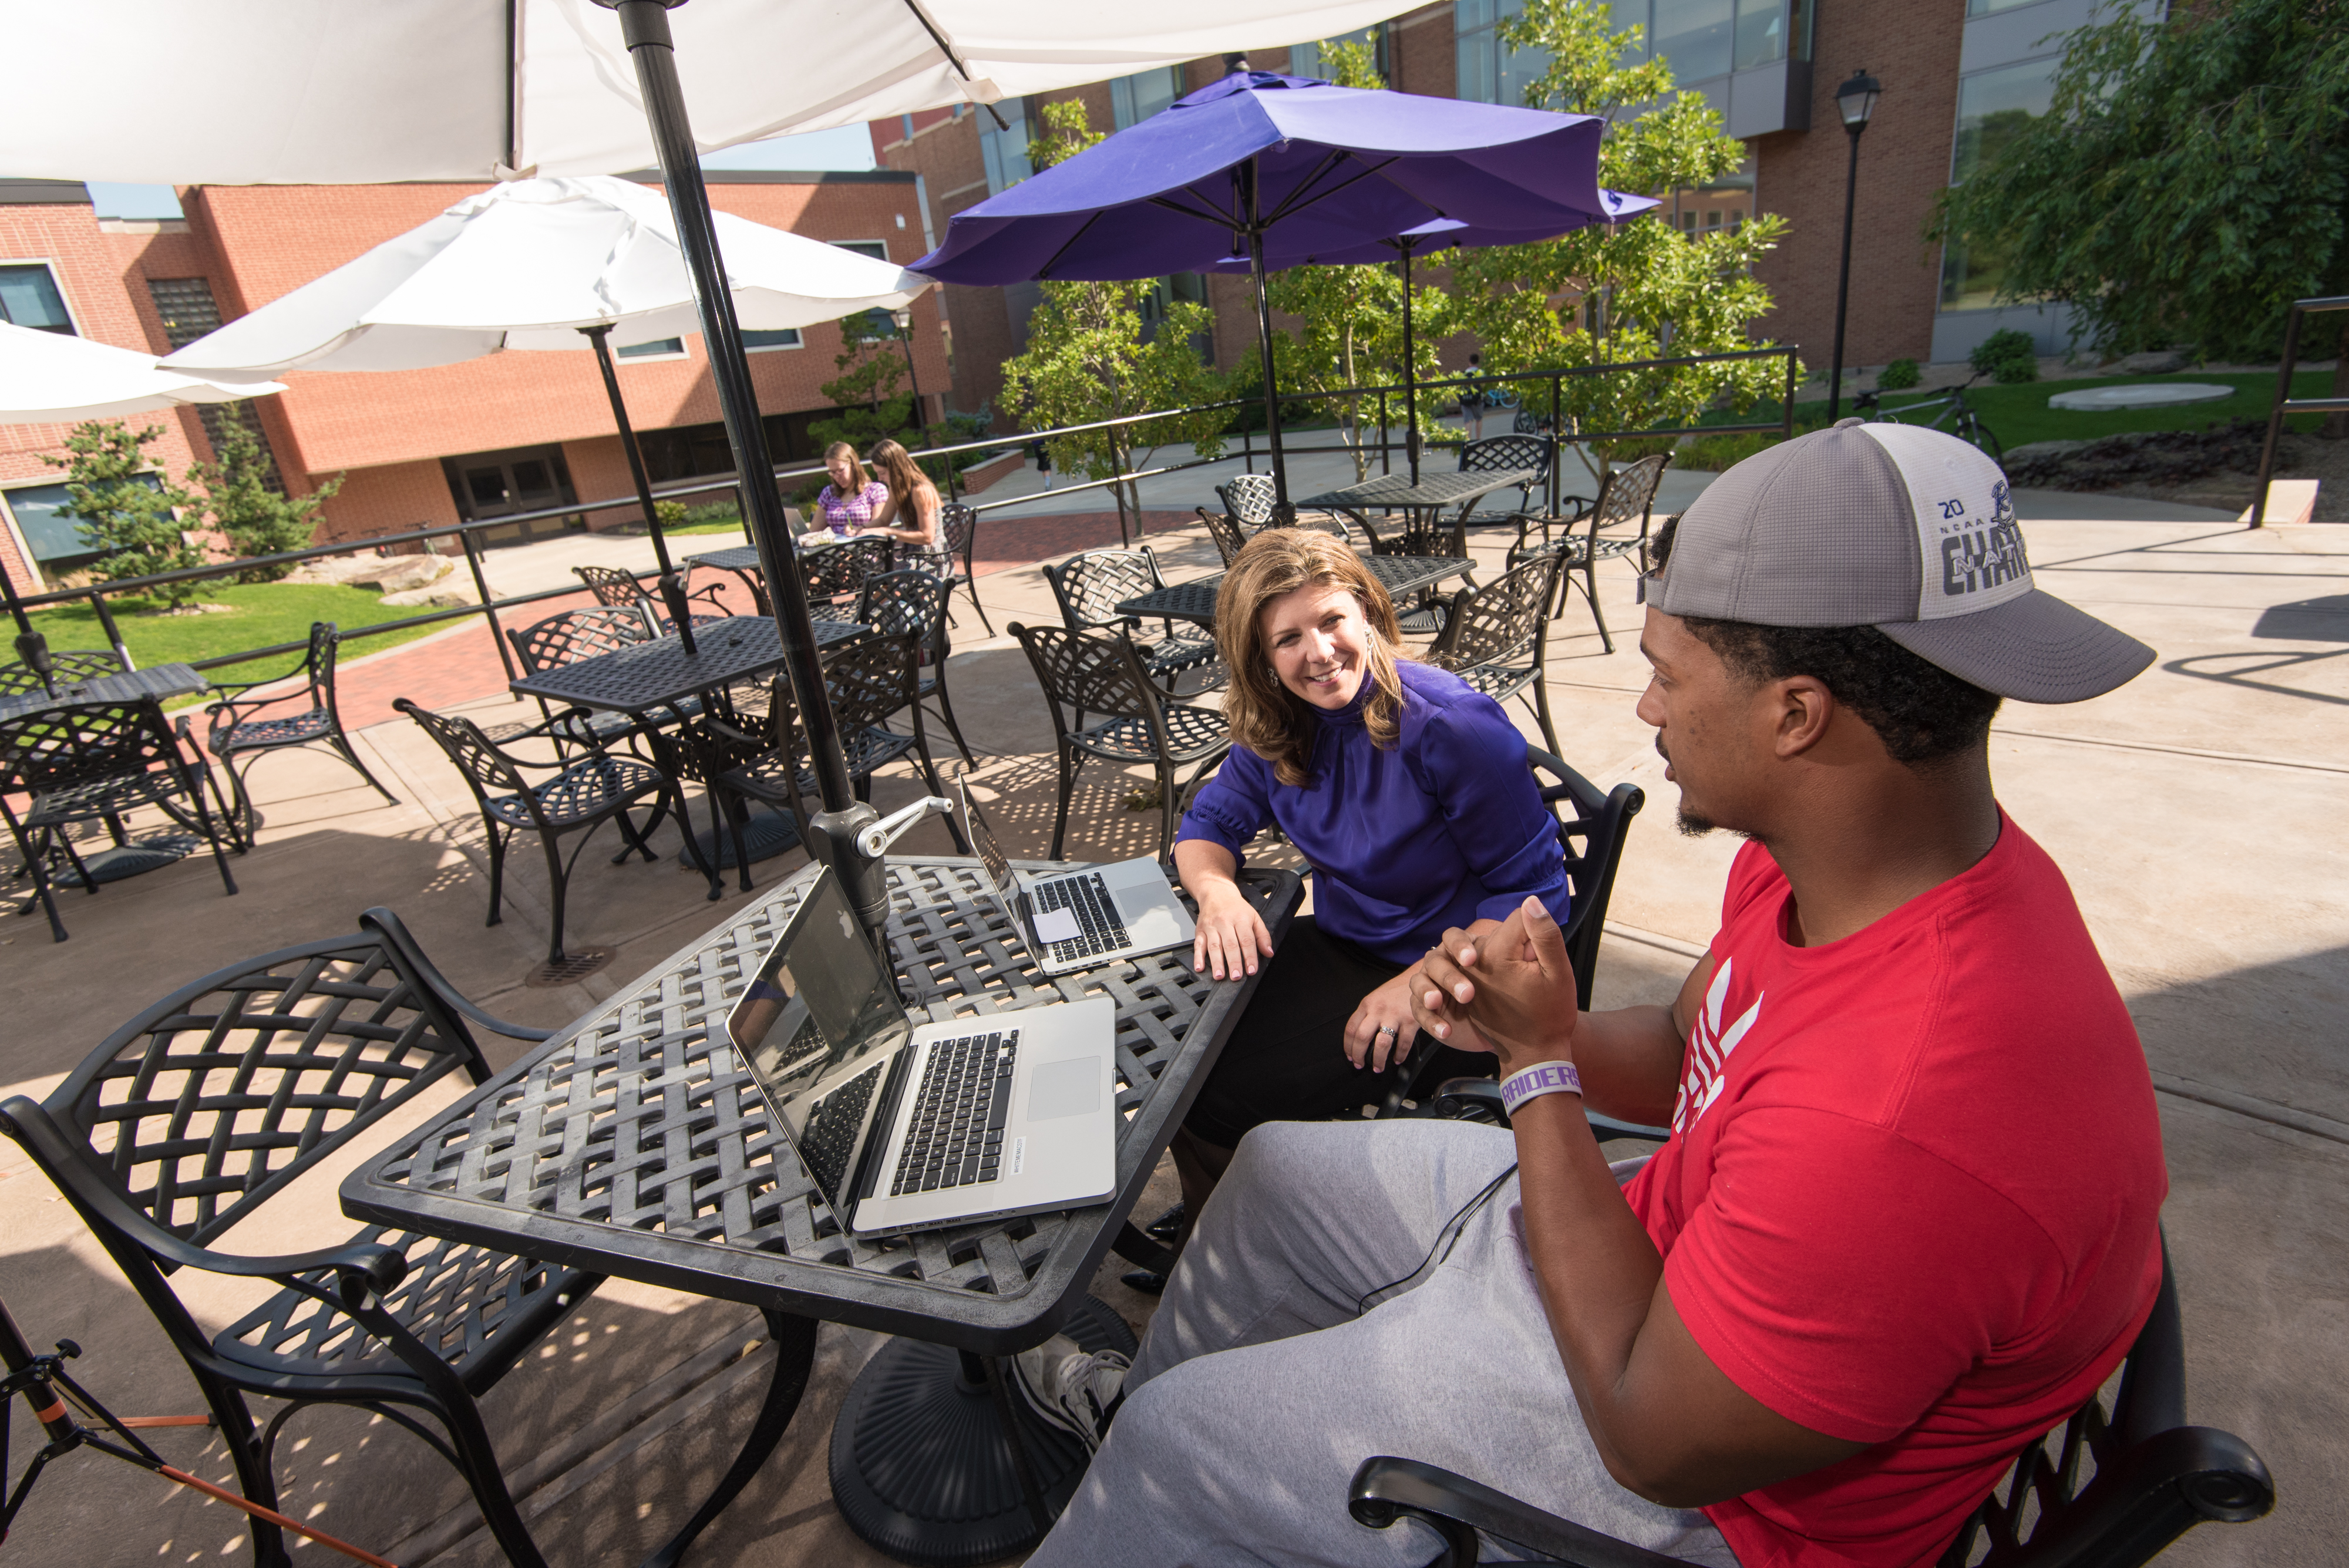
xmin=2251 ymin=295 xmax=2349 ymax=527
xmin=10 ymin=344 xmax=1797 ymax=681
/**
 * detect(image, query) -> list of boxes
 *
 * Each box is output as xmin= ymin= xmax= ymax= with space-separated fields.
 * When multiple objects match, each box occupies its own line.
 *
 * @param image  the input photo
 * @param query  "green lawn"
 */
xmin=26 ymin=582 xmax=451 ymax=702
xmin=1698 ymin=369 xmax=2329 ymax=450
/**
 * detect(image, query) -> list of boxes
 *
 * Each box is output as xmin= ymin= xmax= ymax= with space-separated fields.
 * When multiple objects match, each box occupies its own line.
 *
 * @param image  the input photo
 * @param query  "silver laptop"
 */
xmin=958 ymin=778 xmax=1195 ymax=976
xmin=724 ymin=866 xmax=1116 ymax=1237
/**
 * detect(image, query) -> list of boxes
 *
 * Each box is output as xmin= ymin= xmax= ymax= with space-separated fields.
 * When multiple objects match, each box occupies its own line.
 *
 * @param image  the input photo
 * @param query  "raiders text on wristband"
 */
xmin=1499 ymin=1059 xmax=1583 ymax=1115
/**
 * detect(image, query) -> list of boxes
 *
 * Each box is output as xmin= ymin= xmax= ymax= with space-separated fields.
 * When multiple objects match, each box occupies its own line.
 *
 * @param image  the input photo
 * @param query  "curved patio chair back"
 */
xmin=1045 ymin=547 xmax=1166 ymax=633
xmin=925 ymin=500 xmax=993 ymax=634
xmin=0 ymin=648 xmax=125 ymax=696
xmin=1425 ymin=554 xmax=1563 ymax=755
xmin=506 ymin=603 xmax=656 ymax=674
xmin=1197 ymin=502 xmax=1251 ymax=567
xmin=1459 ymin=433 xmax=1554 ymax=517
xmin=0 ymin=907 xmax=595 ymax=1568
xmin=1505 ymin=452 xmax=1671 ymax=653
xmin=1 ymin=696 xmax=241 ymax=941
xmin=573 ymin=563 xmax=651 ymax=610
xmin=1218 ymin=473 xmax=1278 ymax=529
xmin=803 ymin=536 xmax=893 ymax=609
xmin=853 ymin=567 xmax=975 ymax=769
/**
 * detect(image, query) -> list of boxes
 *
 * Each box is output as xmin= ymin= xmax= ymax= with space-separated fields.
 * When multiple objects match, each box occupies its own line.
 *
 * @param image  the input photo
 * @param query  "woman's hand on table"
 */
xmin=1192 ymin=884 xmax=1273 ymax=981
xmin=1344 ymin=971 xmax=1428 ymax=1072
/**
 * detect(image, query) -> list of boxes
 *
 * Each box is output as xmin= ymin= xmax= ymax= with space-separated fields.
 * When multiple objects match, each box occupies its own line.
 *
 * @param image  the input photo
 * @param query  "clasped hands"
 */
xmin=1402 ymin=894 xmax=1582 ymax=1076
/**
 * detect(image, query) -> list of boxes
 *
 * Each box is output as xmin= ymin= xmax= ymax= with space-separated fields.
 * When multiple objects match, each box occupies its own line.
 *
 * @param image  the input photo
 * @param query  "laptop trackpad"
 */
xmin=1028 ymin=1056 xmax=1102 ymax=1121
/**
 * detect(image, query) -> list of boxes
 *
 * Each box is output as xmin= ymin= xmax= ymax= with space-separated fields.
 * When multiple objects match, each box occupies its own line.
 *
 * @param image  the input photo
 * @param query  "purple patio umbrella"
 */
xmin=911 ymin=70 xmax=1646 ymax=509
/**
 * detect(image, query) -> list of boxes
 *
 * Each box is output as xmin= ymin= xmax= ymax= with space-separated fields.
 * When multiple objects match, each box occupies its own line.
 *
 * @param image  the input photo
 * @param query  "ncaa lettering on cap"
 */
xmin=1853 ymin=422 xmax=2034 ymax=621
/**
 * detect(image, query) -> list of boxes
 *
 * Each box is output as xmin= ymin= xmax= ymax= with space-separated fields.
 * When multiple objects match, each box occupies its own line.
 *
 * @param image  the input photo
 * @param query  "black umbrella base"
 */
xmin=53 ymin=833 xmax=200 ymax=887
xmin=683 ymin=805 xmax=799 ymax=871
xmin=829 ymin=1296 xmax=1139 ymax=1567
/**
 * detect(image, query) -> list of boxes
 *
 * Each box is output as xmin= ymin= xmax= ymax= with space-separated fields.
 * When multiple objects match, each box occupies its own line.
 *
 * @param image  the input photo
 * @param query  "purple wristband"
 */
xmin=1499 ymin=1059 xmax=1583 ymax=1115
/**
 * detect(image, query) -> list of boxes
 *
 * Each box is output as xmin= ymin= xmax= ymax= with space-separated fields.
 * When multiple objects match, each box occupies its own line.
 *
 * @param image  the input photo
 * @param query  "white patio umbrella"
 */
xmin=0 ymin=320 xmax=286 ymax=676
xmin=160 ymin=174 xmax=928 ymax=609
xmin=0 ymin=0 xmax=1416 ymax=940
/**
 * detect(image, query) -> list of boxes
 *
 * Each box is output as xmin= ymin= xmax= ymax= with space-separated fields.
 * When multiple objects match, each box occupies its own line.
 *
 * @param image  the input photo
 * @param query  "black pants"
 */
xmin=1182 ymin=916 xmax=1489 ymax=1150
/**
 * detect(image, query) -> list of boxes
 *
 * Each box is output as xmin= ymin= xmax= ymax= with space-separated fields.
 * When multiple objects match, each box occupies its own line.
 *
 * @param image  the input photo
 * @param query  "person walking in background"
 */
xmin=802 ymin=441 xmax=890 ymax=545
xmin=1460 ymin=351 xmax=1489 ymax=439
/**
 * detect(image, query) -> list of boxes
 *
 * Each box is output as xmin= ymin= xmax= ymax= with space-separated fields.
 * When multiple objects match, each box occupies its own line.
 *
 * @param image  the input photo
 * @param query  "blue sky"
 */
xmin=81 ymin=123 xmax=880 ymax=220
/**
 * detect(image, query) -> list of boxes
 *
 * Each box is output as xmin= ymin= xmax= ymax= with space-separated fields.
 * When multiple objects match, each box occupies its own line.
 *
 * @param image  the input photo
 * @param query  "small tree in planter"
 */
xmin=187 ymin=416 xmax=341 ymax=581
xmin=44 ymin=420 xmax=208 ymax=608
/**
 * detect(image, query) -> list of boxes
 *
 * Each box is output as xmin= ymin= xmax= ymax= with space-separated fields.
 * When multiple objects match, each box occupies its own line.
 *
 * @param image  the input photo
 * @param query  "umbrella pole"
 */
xmin=3 ymin=563 xmax=55 ymax=695
xmin=1399 ymin=242 xmax=1421 ymax=486
xmin=609 ymin=0 xmax=884 ymax=934
xmin=1239 ymin=161 xmax=1292 ymax=517
xmin=582 ymin=324 xmax=698 ymax=656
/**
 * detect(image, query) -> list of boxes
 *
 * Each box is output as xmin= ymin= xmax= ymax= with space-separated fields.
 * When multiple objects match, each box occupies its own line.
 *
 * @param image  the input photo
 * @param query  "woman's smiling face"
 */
xmin=1259 ymin=580 xmax=1370 ymax=711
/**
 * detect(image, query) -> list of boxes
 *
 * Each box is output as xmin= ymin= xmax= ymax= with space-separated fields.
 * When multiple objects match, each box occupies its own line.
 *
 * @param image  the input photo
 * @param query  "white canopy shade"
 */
xmin=157 ymin=175 xmax=929 ymax=379
xmin=0 ymin=320 xmax=285 ymax=425
xmin=0 ymin=0 xmax=1416 ymax=185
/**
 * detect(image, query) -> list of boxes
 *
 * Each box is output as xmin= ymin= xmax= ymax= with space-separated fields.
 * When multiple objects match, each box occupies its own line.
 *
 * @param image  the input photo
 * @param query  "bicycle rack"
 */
xmin=2250 ymin=294 xmax=2349 ymax=527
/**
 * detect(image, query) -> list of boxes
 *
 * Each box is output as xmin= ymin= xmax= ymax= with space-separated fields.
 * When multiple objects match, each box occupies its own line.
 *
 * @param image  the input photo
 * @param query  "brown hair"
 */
xmin=1215 ymin=529 xmax=1408 ymax=788
xmin=823 ymin=441 xmax=868 ymax=490
xmin=864 ymin=438 xmax=932 ymax=502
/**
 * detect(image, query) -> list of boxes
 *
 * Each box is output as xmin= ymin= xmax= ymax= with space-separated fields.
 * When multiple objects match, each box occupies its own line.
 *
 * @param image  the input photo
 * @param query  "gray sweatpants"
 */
xmin=1025 ymin=1119 xmax=1739 ymax=1567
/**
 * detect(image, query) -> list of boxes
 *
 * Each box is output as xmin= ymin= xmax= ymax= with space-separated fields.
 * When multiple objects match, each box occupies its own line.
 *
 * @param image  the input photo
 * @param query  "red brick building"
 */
xmin=1 ymin=170 xmax=941 ymax=597
xmin=876 ymin=0 xmax=2121 ymax=416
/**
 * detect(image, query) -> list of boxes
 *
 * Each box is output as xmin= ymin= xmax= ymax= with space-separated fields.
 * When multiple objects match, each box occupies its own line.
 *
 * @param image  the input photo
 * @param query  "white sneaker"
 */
xmin=1010 ymin=1334 xmax=1130 ymax=1452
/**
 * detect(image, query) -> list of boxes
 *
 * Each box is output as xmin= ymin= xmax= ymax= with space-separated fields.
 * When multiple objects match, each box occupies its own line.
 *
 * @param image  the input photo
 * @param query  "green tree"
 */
xmin=187 ymin=415 xmax=341 ymax=581
xmin=1446 ymin=0 xmax=1794 ymax=486
xmin=807 ymin=311 xmax=918 ymax=457
xmin=1264 ymin=38 xmax=1455 ymax=480
xmin=43 ymin=420 xmax=210 ymax=607
xmin=1931 ymin=0 xmax=2349 ymax=425
xmin=999 ymin=100 xmax=1231 ymax=541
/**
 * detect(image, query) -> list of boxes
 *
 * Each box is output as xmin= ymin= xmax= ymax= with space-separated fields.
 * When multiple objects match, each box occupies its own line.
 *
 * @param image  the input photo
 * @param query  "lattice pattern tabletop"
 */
xmin=507 ymin=616 xmax=865 ymax=714
xmin=1297 ymin=467 xmax=1538 ymax=513
xmin=345 ymin=855 xmax=1298 ymax=1352
xmin=1116 ymin=554 xmax=1473 ymax=630
xmin=0 ymin=662 xmax=207 ymax=724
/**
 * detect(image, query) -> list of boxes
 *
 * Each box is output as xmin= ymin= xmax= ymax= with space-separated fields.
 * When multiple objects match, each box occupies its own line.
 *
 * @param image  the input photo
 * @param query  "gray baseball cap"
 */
xmin=1651 ymin=419 xmax=2153 ymax=702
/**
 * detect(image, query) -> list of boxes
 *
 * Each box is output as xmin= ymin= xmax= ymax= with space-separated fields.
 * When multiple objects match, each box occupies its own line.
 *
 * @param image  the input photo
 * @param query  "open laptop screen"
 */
xmin=958 ymin=776 xmax=1017 ymax=904
xmin=725 ymin=869 xmax=910 ymax=1210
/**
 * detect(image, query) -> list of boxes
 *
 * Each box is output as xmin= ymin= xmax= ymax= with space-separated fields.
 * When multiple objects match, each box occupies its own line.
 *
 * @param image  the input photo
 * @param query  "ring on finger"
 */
xmin=1375 ymin=1024 xmax=1398 ymax=1039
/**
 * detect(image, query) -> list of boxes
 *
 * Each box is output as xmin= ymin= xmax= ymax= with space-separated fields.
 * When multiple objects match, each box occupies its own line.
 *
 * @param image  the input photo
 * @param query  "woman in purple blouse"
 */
xmin=802 ymin=442 xmax=889 ymax=543
xmin=1155 ymin=530 xmax=1570 ymax=1272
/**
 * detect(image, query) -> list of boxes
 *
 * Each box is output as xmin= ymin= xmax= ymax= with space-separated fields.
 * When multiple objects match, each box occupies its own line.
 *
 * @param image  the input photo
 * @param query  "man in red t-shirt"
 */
xmin=1019 ymin=422 xmax=2165 ymax=1568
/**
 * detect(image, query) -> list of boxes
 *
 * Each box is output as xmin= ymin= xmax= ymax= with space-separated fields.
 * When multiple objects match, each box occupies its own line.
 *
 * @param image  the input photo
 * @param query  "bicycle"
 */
xmin=1853 ymin=373 xmax=2003 ymax=462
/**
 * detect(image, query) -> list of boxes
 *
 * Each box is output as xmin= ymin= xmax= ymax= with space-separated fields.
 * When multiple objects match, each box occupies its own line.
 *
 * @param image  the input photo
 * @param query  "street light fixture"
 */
xmin=1826 ymin=69 xmax=1882 ymax=423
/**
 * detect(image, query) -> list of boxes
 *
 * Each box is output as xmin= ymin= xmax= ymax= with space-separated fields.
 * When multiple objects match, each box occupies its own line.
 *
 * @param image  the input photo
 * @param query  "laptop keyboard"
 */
xmin=797 ymin=1066 xmax=881 ymax=1200
xmin=891 ymin=1029 xmax=1020 ymax=1196
xmin=1036 ymin=873 xmax=1131 ymax=964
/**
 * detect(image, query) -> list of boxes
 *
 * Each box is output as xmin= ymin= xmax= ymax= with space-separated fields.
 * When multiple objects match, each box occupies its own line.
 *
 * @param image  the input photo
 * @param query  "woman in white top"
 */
xmin=856 ymin=438 xmax=947 ymax=561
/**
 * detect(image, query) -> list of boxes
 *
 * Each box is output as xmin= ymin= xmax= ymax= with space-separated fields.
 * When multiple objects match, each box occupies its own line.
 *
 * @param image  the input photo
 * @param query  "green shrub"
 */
xmin=1879 ymin=357 xmax=1921 ymax=391
xmin=654 ymin=499 xmax=688 ymax=529
xmin=1971 ymin=329 xmax=2038 ymax=383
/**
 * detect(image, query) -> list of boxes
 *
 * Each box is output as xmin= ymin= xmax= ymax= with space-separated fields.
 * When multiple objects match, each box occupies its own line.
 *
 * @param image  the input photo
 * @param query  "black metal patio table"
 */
xmin=1114 ymin=553 xmax=1475 ymax=632
xmin=344 ymin=852 xmax=1301 ymax=1566
xmin=507 ymin=615 xmax=867 ymax=890
xmin=1297 ymin=466 xmax=1539 ymax=557
xmin=0 ymin=661 xmax=217 ymax=883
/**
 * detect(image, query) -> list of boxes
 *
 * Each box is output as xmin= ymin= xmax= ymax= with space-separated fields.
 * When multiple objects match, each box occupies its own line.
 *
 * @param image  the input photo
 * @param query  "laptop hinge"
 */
xmin=852 ymin=1046 xmax=917 ymax=1206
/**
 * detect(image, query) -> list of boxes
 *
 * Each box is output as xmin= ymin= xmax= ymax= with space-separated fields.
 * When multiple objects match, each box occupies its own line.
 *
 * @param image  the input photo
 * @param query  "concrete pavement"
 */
xmin=2 ymin=483 xmax=2343 ymax=1566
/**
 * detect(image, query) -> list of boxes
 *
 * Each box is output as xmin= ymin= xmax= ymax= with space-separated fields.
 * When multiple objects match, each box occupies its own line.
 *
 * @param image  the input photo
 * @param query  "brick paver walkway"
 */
xmin=325 ymin=507 xmax=1198 ymax=731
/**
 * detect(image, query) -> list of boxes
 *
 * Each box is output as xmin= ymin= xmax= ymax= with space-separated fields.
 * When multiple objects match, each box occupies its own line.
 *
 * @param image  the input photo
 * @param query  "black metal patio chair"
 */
xmin=854 ymin=566 xmax=976 ymax=769
xmin=185 ymin=621 xmax=398 ymax=841
xmin=1042 ymin=547 xmax=1221 ymax=698
xmin=802 ymin=536 xmax=894 ymax=622
xmin=503 ymin=601 xmax=699 ymax=755
xmin=571 ymin=562 xmax=728 ymax=632
xmin=1 ymin=697 xmax=241 ymax=943
xmin=0 ymin=648 xmax=125 ymax=695
xmin=1217 ymin=473 xmax=1278 ymax=529
xmin=0 ymin=907 xmax=603 ymax=1568
xmin=1347 ymin=1237 xmax=2272 ymax=1568
xmin=1459 ymin=433 xmax=1555 ymax=521
xmin=1507 ymin=453 xmax=1670 ymax=652
xmin=931 ymin=500 xmax=992 ymax=634
xmin=1424 ymin=554 xmax=1567 ymax=756
xmin=1196 ymin=501 xmax=1254 ymax=568
xmin=699 ymin=629 xmax=963 ymax=891
xmin=1011 ymin=622 xmax=1231 ymax=860
xmin=393 ymin=698 xmax=684 ymax=963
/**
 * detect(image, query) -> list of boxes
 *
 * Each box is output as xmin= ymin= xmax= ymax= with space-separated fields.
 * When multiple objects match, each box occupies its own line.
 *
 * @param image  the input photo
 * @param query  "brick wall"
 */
xmin=1752 ymin=9 xmax=1964 ymax=371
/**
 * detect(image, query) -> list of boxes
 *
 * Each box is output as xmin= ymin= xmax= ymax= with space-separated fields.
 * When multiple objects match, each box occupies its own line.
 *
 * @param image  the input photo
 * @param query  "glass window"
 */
xmin=1454 ymin=0 xmax=1553 ymax=106
xmin=0 ymin=264 xmax=73 ymax=334
xmin=836 ymin=240 xmax=891 ymax=260
xmin=1733 ymin=0 xmax=1786 ymax=70
xmin=743 ymin=328 xmax=803 ymax=352
xmin=1111 ymin=67 xmax=1182 ymax=129
xmin=1950 ymin=55 xmax=2058 ymax=184
xmin=980 ymin=103 xmax=1032 ymax=195
xmin=617 ymin=337 xmax=685 ymax=358
xmin=1654 ymin=0 xmax=1734 ymax=82
xmin=1967 ymin=0 xmax=2053 ymax=14
xmin=4 ymin=477 xmax=162 ymax=565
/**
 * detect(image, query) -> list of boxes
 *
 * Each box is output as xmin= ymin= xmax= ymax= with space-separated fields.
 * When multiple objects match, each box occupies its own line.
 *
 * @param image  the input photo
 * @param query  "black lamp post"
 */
xmin=1826 ymin=68 xmax=1882 ymax=423
xmin=889 ymin=302 xmax=954 ymax=500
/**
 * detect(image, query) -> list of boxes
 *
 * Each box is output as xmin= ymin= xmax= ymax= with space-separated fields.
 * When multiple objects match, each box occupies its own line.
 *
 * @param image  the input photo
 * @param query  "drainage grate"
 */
xmin=524 ymin=947 xmax=615 ymax=988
